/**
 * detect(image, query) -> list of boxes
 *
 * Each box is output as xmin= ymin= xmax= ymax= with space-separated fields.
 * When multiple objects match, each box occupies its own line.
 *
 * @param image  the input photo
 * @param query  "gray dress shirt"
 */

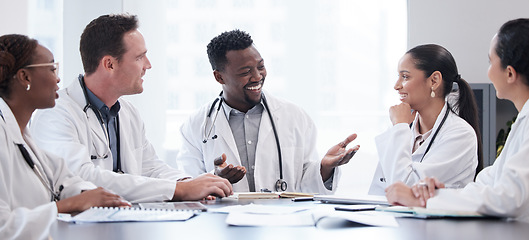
xmin=222 ymin=101 xmax=263 ymax=192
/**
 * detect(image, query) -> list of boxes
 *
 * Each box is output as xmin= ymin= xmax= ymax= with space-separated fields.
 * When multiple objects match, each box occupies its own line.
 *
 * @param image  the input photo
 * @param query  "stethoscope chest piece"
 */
xmin=275 ymin=179 xmax=287 ymax=192
xmin=206 ymin=91 xmax=287 ymax=192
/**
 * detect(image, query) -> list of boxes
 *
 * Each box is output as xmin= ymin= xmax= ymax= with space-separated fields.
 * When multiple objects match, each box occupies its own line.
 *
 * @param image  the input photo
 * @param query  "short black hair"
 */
xmin=80 ymin=14 xmax=138 ymax=75
xmin=207 ymin=29 xmax=253 ymax=71
xmin=496 ymin=18 xmax=529 ymax=84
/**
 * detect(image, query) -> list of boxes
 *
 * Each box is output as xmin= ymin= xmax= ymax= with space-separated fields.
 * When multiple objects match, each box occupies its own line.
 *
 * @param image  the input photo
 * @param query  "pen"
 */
xmin=291 ymin=197 xmax=314 ymax=202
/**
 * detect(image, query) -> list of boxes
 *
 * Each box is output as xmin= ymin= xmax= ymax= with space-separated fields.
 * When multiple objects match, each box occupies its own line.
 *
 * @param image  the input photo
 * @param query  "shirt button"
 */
xmin=245 ymin=115 xmax=249 ymax=119
xmin=251 ymin=165 xmax=255 ymax=170
xmin=248 ymin=140 xmax=252 ymax=144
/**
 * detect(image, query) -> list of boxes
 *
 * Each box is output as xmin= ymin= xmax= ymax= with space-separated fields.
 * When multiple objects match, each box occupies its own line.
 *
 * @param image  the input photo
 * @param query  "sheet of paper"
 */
xmin=226 ymin=211 xmax=315 ymax=226
xmin=318 ymin=210 xmax=399 ymax=227
xmin=223 ymin=205 xmax=398 ymax=227
xmin=209 ymin=203 xmax=313 ymax=214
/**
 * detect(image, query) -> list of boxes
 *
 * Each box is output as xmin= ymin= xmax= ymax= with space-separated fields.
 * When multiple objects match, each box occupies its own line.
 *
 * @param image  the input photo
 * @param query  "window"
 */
xmin=28 ymin=0 xmax=64 ymax=81
xmin=31 ymin=0 xmax=407 ymax=194
xmin=125 ymin=0 xmax=407 ymax=194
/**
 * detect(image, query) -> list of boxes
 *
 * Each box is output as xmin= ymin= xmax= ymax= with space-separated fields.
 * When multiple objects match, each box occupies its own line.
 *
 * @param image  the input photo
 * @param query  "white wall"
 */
xmin=62 ymin=0 xmax=123 ymax=87
xmin=408 ymin=0 xmax=529 ymax=83
xmin=0 ymin=0 xmax=29 ymax=35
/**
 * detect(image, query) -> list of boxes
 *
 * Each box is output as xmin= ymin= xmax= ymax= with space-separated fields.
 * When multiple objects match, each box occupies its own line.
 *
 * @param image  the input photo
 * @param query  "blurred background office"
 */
xmin=1 ymin=0 xmax=527 ymax=194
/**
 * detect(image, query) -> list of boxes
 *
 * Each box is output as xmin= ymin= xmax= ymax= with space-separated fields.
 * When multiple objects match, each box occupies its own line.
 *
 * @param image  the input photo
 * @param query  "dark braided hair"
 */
xmin=0 ymin=34 xmax=38 ymax=98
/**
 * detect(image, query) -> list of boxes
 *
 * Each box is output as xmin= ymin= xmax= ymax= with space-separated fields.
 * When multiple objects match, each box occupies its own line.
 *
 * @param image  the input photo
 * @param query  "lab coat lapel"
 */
xmin=0 ymin=99 xmax=25 ymax=145
xmin=86 ymin=110 xmax=108 ymax=144
xmin=258 ymin=92 xmax=278 ymax=146
xmin=412 ymin=103 xmax=449 ymax=161
xmin=257 ymin=108 xmax=274 ymax=152
xmin=66 ymin=77 xmax=108 ymax=146
xmin=254 ymin=92 xmax=281 ymax=191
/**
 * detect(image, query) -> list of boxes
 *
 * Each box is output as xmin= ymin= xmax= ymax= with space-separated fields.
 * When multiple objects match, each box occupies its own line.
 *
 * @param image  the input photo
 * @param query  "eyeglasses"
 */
xmin=24 ymin=62 xmax=60 ymax=77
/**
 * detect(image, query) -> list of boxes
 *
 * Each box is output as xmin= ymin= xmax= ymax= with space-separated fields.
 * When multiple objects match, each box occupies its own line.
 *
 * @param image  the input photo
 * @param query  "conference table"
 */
xmin=49 ymin=198 xmax=529 ymax=240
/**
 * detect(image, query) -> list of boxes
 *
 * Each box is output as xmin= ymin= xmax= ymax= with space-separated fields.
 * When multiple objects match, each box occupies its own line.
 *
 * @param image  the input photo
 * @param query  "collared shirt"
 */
xmin=222 ymin=101 xmax=263 ymax=192
xmin=412 ymin=121 xmax=433 ymax=153
xmin=85 ymin=87 xmax=121 ymax=171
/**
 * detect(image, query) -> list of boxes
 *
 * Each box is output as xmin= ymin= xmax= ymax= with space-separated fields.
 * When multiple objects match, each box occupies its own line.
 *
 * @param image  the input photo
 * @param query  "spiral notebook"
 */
xmin=138 ymin=201 xmax=208 ymax=212
xmin=62 ymin=206 xmax=197 ymax=223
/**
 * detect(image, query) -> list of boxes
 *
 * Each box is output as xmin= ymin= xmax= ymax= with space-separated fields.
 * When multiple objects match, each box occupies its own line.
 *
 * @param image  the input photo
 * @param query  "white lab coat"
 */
xmin=176 ymin=92 xmax=337 ymax=194
xmin=427 ymin=99 xmax=529 ymax=221
xmin=0 ymin=98 xmax=96 ymax=240
xmin=30 ymin=78 xmax=189 ymax=203
xmin=369 ymin=103 xmax=478 ymax=195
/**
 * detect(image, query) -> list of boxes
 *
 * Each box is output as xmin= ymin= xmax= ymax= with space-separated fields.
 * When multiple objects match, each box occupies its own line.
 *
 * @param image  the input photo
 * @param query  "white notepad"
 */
xmin=61 ymin=207 xmax=195 ymax=223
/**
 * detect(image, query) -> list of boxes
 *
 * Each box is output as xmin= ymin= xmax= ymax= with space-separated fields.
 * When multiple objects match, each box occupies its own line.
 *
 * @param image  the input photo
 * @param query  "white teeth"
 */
xmin=247 ymin=84 xmax=262 ymax=91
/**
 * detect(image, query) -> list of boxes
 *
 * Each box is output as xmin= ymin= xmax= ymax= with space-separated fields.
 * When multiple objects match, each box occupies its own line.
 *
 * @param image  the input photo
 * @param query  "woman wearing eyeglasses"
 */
xmin=0 ymin=34 xmax=130 ymax=239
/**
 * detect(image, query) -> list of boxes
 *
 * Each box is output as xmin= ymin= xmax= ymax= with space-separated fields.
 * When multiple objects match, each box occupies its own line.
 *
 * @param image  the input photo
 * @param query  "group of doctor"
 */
xmin=0 ymin=14 xmax=359 ymax=239
xmin=1 ymin=11 xmax=529 ymax=239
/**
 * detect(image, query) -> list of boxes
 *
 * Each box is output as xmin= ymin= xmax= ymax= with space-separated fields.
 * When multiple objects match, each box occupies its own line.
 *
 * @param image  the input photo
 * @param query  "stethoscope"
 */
xmin=79 ymin=75 xmax=123 ymax=173
xmin=0 ymin=110 xmax=61 ymax=201
xmin=203 ymin=91 xmax=287 ymax=192
xmin=416 ymin=104 xmax=451 ymax=162
xmin=379 ymin=104 xmax=451 ymax=183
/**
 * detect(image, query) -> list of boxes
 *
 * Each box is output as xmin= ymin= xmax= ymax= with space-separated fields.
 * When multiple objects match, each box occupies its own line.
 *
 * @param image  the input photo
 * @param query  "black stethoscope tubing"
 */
xmin=16 ymin=144 xmax=62 ymax=201
xmin=1 ymin=108 xmax=62 ymax=201
xmin=415 ymin=103 xmax=452 ymax=162
xmin=380 ymin=104 xmax=452 ymax=183
xmin=79 ymin=76 xmax=122 ymax=173
xmin=204 ymin=91 xmax=287 ymax=191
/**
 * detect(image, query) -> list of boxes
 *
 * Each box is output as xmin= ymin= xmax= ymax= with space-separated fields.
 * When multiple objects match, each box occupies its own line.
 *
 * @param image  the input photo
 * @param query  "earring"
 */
xmin=430 ymin=87 xmax=435 ymax=98
xmin=26 ymin=84 xmax=31 ymax=91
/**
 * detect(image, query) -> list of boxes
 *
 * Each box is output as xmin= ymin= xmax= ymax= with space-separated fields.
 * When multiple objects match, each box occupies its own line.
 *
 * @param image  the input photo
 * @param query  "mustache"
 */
xmin=244 ymin=78 xmax=265 ymax=88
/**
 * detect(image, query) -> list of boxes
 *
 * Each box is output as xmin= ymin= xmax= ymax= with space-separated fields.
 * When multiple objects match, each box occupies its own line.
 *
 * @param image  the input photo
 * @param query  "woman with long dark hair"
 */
xmin=369 ymin=44 xmax=482 ymax=196
xmin=386 ymin=18 xmax=529 ymax=221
